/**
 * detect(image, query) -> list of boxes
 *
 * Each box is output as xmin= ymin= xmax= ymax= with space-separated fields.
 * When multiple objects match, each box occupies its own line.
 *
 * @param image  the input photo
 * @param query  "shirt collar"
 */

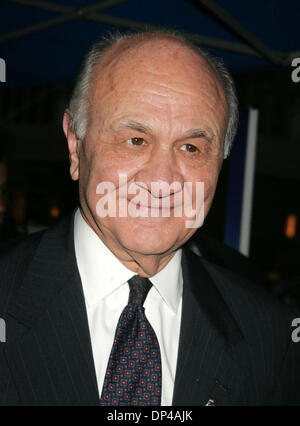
xmin=74 ymin=208 xmax=183 ymax=313
xmin=74 ymin=209 xmax=133 ymax=307
xmin=150 ymin=249 xmax=183 ymax=314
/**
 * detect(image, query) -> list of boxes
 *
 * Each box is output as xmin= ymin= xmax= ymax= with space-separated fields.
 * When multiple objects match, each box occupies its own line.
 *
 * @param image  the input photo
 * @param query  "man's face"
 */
xmin=66 ymin=40 xmax=228 ymax=256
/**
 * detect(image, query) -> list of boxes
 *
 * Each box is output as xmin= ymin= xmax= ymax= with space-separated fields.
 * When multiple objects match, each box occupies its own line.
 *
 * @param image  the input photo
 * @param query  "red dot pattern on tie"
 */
xmin=100 ymin=275 xmax=162 ymax=406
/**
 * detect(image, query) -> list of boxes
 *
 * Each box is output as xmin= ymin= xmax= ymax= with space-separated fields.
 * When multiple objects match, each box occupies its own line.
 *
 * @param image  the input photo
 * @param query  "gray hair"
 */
xmin=68 ymin=30 xmax=238 ymax=158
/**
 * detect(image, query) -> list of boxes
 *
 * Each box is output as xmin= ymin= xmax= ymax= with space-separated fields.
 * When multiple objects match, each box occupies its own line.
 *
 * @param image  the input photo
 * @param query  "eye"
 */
xmin=180 ymin=143 xmax=199 ymax=153
xmin=126 ymin=137 xmax=145 ymax=146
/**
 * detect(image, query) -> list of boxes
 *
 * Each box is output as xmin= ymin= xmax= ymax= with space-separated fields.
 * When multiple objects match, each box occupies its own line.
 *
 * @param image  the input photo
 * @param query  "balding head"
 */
xmin=87 ymin=36 xmax=228 ymax=146
xmin=68 ymin=31 xmax=238 ymax=158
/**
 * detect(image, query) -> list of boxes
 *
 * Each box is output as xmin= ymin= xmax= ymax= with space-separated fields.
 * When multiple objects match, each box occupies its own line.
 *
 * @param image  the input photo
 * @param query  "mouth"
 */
xmin=125 ymin=198 xmax=184 ymax=219
xmin=127 ymin=199 xmax=179 ymax=211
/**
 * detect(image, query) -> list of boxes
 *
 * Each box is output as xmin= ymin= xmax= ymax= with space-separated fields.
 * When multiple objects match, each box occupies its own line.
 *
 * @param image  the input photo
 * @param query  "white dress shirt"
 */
xmin=74 ymin=209 xmax=183 ymax=406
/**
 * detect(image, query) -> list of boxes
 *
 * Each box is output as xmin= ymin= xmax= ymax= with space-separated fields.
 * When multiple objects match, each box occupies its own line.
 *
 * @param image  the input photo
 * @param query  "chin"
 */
xmin=117 ymin=224 xmax=178 ymax=256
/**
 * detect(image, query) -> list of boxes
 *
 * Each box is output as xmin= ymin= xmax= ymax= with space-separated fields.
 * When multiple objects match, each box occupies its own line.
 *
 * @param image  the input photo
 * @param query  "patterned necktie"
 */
xmin=100 ymin=275 xmax=162 ymax=406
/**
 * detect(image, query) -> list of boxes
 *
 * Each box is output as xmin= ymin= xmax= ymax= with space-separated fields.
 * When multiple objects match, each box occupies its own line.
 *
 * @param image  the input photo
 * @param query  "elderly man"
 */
xmin=0 ymin=31 xmax=299 ymax=406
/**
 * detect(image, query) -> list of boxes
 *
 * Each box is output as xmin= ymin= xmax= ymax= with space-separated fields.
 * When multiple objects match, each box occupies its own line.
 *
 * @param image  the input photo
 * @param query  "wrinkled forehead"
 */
xmin=89 ymin=38 xmax=227 ymax=106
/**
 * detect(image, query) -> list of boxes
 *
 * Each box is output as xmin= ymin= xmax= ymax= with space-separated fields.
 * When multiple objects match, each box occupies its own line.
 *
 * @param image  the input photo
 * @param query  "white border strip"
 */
xmin=239 ymin=108 xmax=259 ymax=256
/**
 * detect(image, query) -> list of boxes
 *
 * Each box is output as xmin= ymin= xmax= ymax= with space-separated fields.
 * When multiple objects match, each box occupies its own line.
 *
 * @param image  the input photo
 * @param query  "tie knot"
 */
xmin=128 ymin=275 xmax=152 ymax=307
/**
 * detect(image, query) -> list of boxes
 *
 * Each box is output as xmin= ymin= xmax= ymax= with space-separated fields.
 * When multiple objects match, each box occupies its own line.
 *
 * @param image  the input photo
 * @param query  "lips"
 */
xmin=126 ymin=190 xmax=183 ymax=209
xmin=127 ymin=198 xmax=180 ymax=210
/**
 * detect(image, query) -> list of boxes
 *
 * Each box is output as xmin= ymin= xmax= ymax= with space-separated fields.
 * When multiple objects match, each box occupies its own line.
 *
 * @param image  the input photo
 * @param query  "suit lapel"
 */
xmin=4 ymin=213 xmax=247 ymax=406
xmin=4 ymin=213 xmax=99 ymax=405
xmin=173 ymin=246 xmax=246 ymax=406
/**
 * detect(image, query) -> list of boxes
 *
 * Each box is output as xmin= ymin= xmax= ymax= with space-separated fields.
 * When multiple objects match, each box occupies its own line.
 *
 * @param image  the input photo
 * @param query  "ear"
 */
xmin=63 ymin=109 xmax=81 ymax=181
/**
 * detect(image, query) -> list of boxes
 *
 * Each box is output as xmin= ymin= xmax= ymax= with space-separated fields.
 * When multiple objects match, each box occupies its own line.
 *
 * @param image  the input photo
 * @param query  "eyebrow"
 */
xmin=116 ymin=120 xmax=153 ymax=135
xmin=181 ymin=128 xmax=214 ymax=142
xmin=115 ymin=120 xmax=214 ymax=142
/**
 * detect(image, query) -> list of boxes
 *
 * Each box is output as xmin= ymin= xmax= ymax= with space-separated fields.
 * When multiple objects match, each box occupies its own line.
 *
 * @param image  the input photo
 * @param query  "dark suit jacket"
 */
xmin=0 ymin=212 xmax=299 ymax=406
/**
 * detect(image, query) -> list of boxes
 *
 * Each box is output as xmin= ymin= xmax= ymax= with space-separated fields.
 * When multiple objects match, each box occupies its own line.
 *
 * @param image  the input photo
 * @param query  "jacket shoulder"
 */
xmin=201 ymin=257 xmax=298 ymax=336
xmin=201 ymin=258 xmax=300 ymax=405
xmin=0 ymin=231 xmax=44 ymax=313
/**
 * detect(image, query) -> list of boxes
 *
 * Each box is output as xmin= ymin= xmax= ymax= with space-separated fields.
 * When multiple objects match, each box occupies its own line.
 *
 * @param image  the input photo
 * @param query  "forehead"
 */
xmin=88 ymin=39 xmax=228 ymax=128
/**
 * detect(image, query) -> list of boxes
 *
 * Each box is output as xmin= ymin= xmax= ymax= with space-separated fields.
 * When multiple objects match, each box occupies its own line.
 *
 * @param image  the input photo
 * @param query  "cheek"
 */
xmin=187 ymin=166 xmax=220 ymax=217
xmin=186 ymin=163 xmax=219 ymax=192
xmin=79 ymin=153 xmax=140 ymax=216
xmin=204 ymin=171 xmax=219 ymax=197
xmin=202 ymin=172 xmax=220 ymax=218
xmin=80 ymin=144 xmax=119 ymax=188
xmin=86 ymin=139 xmax=142 ymax=180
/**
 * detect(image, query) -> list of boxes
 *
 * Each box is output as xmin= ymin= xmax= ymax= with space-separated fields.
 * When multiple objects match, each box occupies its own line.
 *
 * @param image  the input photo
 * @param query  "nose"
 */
xmin=135 ymin=145 xmax=183 ymax=198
